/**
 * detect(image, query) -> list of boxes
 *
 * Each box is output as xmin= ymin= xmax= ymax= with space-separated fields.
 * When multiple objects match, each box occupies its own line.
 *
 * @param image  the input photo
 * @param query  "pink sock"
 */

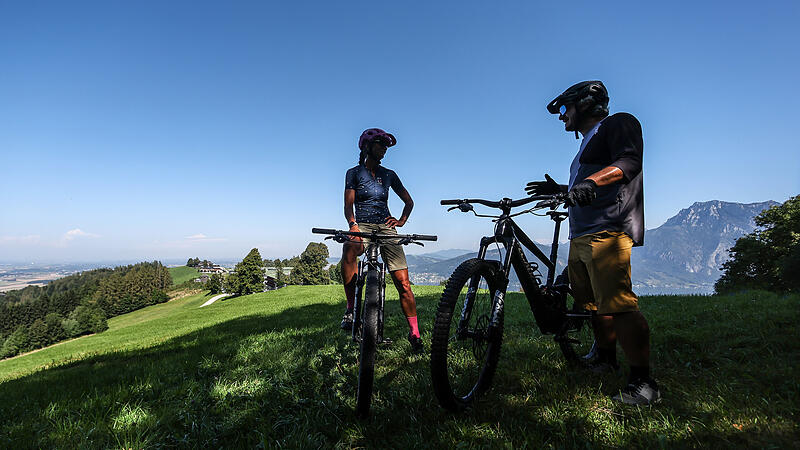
xmin=407 ymin=316 xmax=420 ymax=338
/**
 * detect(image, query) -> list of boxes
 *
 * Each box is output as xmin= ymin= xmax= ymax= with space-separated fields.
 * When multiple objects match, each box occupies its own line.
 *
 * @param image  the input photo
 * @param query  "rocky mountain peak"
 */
xmin=663 ymin=200 xmax=777 ymax=230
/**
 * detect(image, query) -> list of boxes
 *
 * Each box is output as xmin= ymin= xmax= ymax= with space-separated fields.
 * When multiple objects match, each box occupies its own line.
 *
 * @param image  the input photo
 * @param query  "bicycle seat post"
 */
xmin=546 ymin=211 xmax=568 ymax=286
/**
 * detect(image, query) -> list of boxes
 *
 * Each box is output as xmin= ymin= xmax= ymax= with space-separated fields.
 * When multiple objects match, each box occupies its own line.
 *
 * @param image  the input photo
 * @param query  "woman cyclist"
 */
xmin=339 ymin=128 xmax=422 ymax=353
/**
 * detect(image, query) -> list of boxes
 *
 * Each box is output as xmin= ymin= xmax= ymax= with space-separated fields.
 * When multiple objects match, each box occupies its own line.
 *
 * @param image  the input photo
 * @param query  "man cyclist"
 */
xmin=339 ymin=128 xmax=423 ymax=353
xmin=526 ymin=80 xmax=660 ymax=405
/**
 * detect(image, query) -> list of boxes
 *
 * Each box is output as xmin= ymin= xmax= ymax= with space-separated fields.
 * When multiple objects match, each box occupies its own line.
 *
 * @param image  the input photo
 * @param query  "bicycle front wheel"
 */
xmin=431 ymin=258 xmax=504 ymax=411
xmin=355 ymin=265 xmax=380 ymax=418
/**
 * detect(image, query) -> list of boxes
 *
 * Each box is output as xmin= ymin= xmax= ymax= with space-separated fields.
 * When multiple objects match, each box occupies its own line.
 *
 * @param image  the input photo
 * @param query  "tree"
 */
xmin=224 ymin=271 xmax=239 ymax=294
xmin=328 ymin=261 xmax=343 ymax=284
xmin=2 ymin=326 xmax=31 ymax=357
xmin=715 ymin=195 xmax=800 ymax=294
xmin=274 ymin=260 xmax=286 ymax=288
xmin=207 ymin=273 xmax=223 ymax=294
xmin=69 ymin=305 xmax=108 ymax=336
xmin=289 ymin=243 xmax=330 ymax=285
xmin=27 ymin=319 xmax=49 ymax=349
xmin=230 ymin=248 xmax=264 ymax=295
xmin=45 ymin=312 xmax=67 ymax=343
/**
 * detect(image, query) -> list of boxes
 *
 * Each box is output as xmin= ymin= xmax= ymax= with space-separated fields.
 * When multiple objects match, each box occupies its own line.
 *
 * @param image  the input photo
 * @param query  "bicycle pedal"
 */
xmin=378 ymin=337 xmax=393 ymax=347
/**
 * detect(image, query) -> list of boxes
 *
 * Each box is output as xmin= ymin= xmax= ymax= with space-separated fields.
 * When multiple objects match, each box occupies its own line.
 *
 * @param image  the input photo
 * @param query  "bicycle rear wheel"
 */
xmin=431 ymin=258 xmax=504 ymax=411
xmin=551 ymin=270 xmax=595 ymax=364
xmin=355 ymin=264 xmax=380 ymax=418
xmin=555 ymin=292 xmax=595 ymax=364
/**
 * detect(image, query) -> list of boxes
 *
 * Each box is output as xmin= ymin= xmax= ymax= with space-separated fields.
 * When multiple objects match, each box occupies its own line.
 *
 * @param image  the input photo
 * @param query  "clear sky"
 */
xmin=1 ymin=0 xmax=798 ymax=263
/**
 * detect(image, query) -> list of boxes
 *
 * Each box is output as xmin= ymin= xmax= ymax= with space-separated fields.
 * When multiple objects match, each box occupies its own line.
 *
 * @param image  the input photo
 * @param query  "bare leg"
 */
xmin=391 ymin=268 xmax=420 ymax=339
xmin=593 ymin=314 xmax=617 ymax=349
xmin=390 ymin=268 xmax=416 ymax=317
xmin=341 ymin=241 xmax=363 ymax=309
xmin=613 ymin=311 xmax=650 ymax=367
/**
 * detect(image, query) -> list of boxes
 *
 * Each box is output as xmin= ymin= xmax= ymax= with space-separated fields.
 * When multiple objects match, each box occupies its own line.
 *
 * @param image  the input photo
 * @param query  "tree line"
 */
xmin=715 ymin=195 xmax=799 ymax=294
xmin=211 ymin=243 xmax=337 ymax=296
xmin=187 ymin=257 xmax=215 ymax=268
xmin=0 ymin=261 xmax=172 ymax=359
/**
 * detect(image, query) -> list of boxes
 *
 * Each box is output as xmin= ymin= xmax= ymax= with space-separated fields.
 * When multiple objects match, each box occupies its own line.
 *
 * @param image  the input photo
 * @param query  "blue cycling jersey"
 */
xmin=345 ymin=164 xmax=405 ymax=224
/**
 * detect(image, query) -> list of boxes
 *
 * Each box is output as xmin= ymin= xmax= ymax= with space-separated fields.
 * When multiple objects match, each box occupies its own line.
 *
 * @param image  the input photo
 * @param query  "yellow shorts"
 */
xmin=568 ymin=230 xmax=639 ymax=315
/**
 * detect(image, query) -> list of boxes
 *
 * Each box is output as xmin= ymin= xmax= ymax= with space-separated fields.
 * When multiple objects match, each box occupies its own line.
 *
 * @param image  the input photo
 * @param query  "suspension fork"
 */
xmin=456 ymin=235 xmax=499 ymax=336
xmin=352 ymin=260 xmax=365 ymax=342
xmin=460 ymin=234 xmax=513 ymax=335
xmin=489 ymin=235 xmax=513 ymax=331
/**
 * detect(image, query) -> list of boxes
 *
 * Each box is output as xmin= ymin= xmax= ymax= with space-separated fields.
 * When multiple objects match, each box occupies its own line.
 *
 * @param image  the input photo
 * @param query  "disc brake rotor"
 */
xmin=471 ymin=314 xmax=490 ymax=360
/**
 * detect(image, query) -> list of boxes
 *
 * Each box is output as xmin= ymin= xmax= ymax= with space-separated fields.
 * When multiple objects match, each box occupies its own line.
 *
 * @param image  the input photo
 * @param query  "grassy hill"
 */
xmin=168 ymin=265 xmax=200 ymax=285
xmin=0 ymin=286 xmax=797 ymax=448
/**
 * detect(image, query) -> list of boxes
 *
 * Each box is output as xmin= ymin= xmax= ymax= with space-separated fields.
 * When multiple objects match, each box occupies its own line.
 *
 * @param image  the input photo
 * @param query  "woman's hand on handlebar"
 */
xmin=348 ymin=223 xmax=363 ymax=242
xmin=384 ymin=216 xmax=406 ymax=228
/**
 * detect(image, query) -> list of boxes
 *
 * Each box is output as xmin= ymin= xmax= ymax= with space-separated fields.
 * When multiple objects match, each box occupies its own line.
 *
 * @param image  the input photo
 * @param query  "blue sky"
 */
xmin=1 ymin=0 xmax=798 ymax=263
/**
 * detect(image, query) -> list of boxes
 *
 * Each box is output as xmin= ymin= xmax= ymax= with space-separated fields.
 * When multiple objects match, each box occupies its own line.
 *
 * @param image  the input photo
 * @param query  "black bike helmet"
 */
xmin=547 ymin=80 xmax=609 ymax=118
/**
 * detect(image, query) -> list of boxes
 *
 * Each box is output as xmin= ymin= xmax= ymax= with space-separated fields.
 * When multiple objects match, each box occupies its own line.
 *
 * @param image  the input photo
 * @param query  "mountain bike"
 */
xmin=429 ymin=193 xmax=595 ymax=411
xmin=312 ymin=227 xmax=437 ymax=418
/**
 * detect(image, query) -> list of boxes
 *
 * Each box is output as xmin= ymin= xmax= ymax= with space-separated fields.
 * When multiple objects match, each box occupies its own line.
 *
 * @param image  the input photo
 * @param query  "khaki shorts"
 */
xmin=352 ymin=223 xmax=408 ymax=272
xmin=568 ymin=230 xmax=639 ymax=315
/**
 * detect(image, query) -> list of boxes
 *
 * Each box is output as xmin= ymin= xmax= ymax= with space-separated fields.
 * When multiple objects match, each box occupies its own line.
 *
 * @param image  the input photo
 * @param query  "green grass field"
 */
xmin=168 ymin=265 xmax=200 ymax=286
xmin=0 ymin=286 xmax=797 ymax=448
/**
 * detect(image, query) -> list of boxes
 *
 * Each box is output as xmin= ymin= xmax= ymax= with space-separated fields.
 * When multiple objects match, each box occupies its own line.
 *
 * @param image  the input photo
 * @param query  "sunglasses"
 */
xmin=559 ymin=104 xmax=568 ymax=115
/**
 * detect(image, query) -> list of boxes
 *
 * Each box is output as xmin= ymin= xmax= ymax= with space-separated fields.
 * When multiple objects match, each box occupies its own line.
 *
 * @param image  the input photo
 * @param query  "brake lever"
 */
xmin=535 ymin=199 xmax=559 ymax=209
xmin=324 ymin=233 xmax=349 ymax=243
xmin=447 ymin=206 xmax=459 ymax=212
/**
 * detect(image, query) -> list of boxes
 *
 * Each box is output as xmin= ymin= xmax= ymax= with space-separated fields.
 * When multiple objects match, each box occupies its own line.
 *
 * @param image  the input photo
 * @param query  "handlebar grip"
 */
xmin=312 ymin=228 xmax=338 ymax=234
xmin=413 ymin=234 xmax=438 ymax=241
xmin=440 ymin=199 xmax=462 ymax=205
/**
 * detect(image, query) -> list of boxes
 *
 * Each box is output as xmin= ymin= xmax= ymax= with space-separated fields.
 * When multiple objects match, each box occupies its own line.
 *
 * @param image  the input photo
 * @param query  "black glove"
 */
xmin=566 ymin=179 xmax=597 ymax=207
xmin=525 ymin=173 xmax=568 ymax=196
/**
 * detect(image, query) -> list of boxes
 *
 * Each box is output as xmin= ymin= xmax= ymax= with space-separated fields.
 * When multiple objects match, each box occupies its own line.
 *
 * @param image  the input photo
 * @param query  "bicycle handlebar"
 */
xmin=440 ymin=194 xmax=565 ymax=209
xmin=311 ymin=228 xmax=438 ymax=242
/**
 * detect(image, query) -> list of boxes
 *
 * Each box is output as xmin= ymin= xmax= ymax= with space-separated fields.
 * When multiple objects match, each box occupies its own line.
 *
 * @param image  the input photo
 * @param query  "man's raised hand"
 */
xmin=525 ymin=173 xmax=568 ymax=196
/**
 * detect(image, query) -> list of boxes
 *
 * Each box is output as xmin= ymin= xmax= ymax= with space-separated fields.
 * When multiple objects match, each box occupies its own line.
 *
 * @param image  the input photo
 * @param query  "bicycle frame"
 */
xmin=465 ymin=206 xmax=570 ymax=335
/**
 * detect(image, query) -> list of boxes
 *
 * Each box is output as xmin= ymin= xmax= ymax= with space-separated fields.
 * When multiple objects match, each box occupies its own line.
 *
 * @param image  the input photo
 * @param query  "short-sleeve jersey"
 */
xmin=345 ymin=164 xmax=405 ymax=224
xmin=568 ymin=112 xmax=645 ymax=246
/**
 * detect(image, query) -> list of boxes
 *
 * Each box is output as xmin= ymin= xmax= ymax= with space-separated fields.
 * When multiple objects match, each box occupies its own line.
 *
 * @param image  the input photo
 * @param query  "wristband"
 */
xmin=349 ymin=221 xmax=357 ymax=228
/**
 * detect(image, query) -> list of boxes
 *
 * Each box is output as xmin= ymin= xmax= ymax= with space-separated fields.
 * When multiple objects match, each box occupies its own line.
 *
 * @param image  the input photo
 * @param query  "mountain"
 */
xmin=412 ymin=249 xmax=474 ymax=260
xmin=409 ymin=246 xmax=569 ymax=288
xmin=630 ymin=200 xmax=777 ymax=294
xmin=408 ymin=200 xmax=778 ymax=294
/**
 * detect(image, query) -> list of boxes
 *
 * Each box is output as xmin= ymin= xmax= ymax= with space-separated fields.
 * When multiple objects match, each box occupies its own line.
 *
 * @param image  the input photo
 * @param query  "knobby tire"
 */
xmin=356 ymin=265 xmax=380 ymax=418
xmin=430 ymin=258 xmax=504 ymax=411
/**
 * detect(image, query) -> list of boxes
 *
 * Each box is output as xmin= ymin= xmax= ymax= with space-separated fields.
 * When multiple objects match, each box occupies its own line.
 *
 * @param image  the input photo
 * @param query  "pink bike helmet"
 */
xmin=358 ymin=128 xmax=397 ymax=151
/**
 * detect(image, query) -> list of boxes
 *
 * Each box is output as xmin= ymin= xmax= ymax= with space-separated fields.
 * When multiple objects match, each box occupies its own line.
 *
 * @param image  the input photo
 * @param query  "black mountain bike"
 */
xmin=429 ymin=193 xmax=595 ymax=411
xmin=312 ymin=227 xmax=437 ymax=417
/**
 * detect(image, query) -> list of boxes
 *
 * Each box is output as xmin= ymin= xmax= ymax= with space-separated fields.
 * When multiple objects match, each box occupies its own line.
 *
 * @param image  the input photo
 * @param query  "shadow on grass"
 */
xmin=0 ymin=290 xmax=797 ymax=448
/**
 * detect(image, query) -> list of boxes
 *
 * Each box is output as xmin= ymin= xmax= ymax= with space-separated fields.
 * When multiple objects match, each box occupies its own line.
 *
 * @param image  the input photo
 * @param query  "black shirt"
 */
xmin=569 ymin=112 xmax=645 ymax=246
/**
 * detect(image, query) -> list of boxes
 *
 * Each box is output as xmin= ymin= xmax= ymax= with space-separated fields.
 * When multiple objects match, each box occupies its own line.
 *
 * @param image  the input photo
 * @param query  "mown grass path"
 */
xmin=0 ymin=286 xmax=797 ymax=448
